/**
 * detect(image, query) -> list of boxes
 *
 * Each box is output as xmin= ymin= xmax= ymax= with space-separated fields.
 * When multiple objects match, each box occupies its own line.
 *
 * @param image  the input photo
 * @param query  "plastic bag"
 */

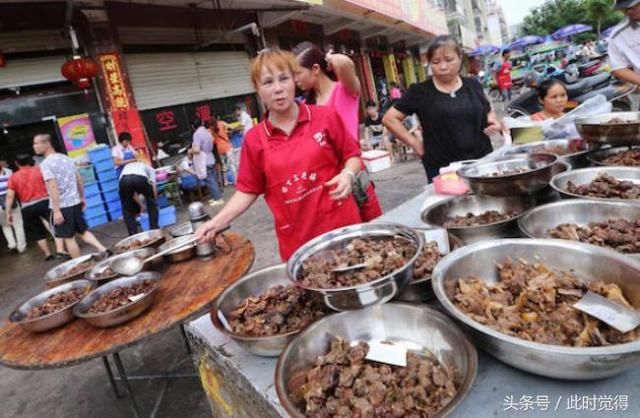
xmin=542 ymin=95 xmax=611 ymax=139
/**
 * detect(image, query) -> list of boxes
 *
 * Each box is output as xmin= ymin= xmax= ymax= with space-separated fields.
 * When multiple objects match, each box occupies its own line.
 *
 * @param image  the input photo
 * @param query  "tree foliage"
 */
xmin=519 ymin=0 xmax=623 ymax=38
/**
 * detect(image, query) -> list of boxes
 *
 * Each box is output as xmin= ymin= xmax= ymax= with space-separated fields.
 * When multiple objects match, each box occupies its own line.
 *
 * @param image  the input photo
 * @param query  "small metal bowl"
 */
xmin=518 ymin=199 xmax=640 ymax=261
xmin=112 ymin=229 xmax=166 ymax=254
xmin=395 ymin=229 xmax=463 ymax=303
xmin=44 ymin=253 xmax=101 ymax=288
xmin=168 ymin=222 xmax=193 ymax=238
xmin=74 ymin=272 xmax=161 ymax=328
xmin=158 ymin=234 xmax=197 ymax=263
xmin=432 ymin=238 xmax=640 ymax=380
xmin=550 ymin=166 xmax=640 ymax=201
xmin=587 ymin=146 xmax=640 ymax=167
xmin=500 ymin=139 xmax=591 ymax=168
xmin=211 ymin=264 xmax=328 ymax=357
xmin=9 ymin=280 xmax=93 ymax=333
xmin=421 ymin=195 xmax=535 ymax=244
xmin=287 ymin=223 xmax=424 ymax=311
xmin=86 ymin=247 xmax=158 ymax=283
xmin=458 ymin=152 xmax=558 ymax=196
xmin=275 ymin=303 xmax=477 ymax=418
xmin=575 ymin=111 xmax=640 ymax=147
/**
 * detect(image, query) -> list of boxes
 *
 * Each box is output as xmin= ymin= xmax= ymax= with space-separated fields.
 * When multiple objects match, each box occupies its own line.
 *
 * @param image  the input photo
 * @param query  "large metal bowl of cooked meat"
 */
xmin=211 ymin=264 xmax=331 ymax=357
xmin=287 ymin=223 xmax=423 ymax=311
xmin=73 ymin=272 xmax=161 ymax=328
xmin=86 ymin=247 xmax=158 ymax=283
xmin=588 ymin=146 xmax=640 ymax=167
xmin=518 ymin=200 xmax=640 ymax=261
xmin=458 ymin=153 xmax=558 ymax=196
xmin=394 ymin=228 xmax=463 ymax=303
xmin=550 ymin=166 xmax=640 ymax=201
xmin=9 ymin=279 xmax=94 ymax=333
xmin=500 ymin=138 xmax=591 ymax=168
xmin=112 ymin=229 xmax=166 ymax=254
xmin=432 ymin=238 xmax=640 ymax=380
xmin=421 ymin=195 xmax=535 ymax=244
xmin=275 ymin=303 xmax=477 ymax=418
xmin=575 ymin=111 xmax=640 ymax=147
xmin=44 ymin=253 xmax=102 ymax=288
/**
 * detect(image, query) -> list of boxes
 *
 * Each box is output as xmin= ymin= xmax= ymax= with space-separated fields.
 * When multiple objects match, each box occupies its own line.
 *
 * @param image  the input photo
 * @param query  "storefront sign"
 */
xmin=344 ymin=0 xmax=447 ymax=35
xmin=57 ymin=113 xmax=97 ymax=158
xmin=112 ymin=109 xmax=150 ymax=161
xmin=98 ymin=54 xmax=130 ymax=110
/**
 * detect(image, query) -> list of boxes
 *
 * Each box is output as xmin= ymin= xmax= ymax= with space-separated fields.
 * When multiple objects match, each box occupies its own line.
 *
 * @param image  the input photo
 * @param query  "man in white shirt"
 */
xmin=609 ymin=0 xmax=640 ymax=88
xmin=227 ymin=105 xmax=254 ymax=183
xmin=119 ymin=159 xmax=158 ymax=236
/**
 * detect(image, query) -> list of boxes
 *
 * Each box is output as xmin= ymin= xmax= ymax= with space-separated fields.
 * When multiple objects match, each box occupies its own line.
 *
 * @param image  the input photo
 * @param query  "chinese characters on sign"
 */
xmin=99 ymin=54 xmax=130 ymax=110
xmin=195 ymin=104 xmax=212 ymax=123
xmin=502 ymin=394 xmax=629 ymax=413
xmin=155 ymin=110 xmax=178 ymax=132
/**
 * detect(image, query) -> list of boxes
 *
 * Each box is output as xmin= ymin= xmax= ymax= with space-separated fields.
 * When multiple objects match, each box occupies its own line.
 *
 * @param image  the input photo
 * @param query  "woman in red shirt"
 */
xmin=195 ymin=49 xmax=363 ymax=260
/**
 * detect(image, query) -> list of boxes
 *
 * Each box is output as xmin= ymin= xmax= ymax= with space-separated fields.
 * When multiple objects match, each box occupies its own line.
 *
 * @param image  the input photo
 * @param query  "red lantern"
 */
xmin=61 ymin=57 xmax=98 ymax=89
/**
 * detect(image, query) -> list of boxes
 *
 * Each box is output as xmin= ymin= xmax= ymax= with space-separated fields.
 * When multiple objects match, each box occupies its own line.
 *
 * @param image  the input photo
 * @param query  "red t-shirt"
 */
xmin=236 ymin=103 xmax=361 ymax=195
xmin=7 ymin=166 xmax=49 ymax=204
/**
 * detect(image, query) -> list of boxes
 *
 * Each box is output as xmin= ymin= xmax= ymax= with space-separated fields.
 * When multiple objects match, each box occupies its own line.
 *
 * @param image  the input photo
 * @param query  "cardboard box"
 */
xmin=362 ymin=150 xmax=391 ymax=173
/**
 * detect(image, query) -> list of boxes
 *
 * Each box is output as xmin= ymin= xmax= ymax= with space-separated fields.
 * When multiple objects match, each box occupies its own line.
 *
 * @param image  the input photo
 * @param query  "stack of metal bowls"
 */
xmin=286 ymin=223 xmax=423 ymax=311
xmin=432 ymin=239 xmax=640 ymax=380
xmin=275 ymin=303 xmax=478 ymax=417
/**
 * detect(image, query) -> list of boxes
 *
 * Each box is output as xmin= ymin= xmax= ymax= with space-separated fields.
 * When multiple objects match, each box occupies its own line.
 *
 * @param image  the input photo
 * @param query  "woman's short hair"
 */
xmin=249 ymin=48 xmax=298 ymax=89
xmin=118 ymin=132 xmax=132 ymax=143
xmin=537 ymin=79 xmax=567 ymax=101
xmin=426 ymin=35 xmax=463 ymax=62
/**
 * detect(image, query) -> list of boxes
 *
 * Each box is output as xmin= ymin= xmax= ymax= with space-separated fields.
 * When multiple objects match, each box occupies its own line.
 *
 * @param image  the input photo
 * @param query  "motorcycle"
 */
xmin=506 ymin=71 xmax=636 ymax=118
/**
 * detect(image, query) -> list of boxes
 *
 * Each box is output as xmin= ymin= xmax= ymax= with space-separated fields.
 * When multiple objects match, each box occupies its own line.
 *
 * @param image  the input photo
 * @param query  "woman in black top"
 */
xmin=383 ymin=35 xmax=503 ymax=182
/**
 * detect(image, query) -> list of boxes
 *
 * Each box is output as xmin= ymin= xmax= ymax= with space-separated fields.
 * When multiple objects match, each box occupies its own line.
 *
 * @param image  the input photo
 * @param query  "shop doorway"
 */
xmin=0 ymin=120 xmax=62 ymax=169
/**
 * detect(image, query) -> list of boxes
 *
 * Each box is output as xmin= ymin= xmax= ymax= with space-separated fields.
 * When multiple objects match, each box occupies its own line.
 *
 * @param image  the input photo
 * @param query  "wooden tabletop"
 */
xmin=0 ymin=232 xmax=255 ymax=370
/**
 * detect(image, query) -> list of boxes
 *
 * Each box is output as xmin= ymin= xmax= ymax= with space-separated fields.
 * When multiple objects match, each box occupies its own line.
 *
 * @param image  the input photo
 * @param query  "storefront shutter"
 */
xmin=0 ymin=55 xmax=67 ymax=89
xmin=124 ymin=51 xmax=254 ymax=111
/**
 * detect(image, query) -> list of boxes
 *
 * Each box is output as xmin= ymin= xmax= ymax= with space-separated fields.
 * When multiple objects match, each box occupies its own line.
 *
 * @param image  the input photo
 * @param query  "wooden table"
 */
xmin=0 ymin=232 xmax=255 ymax=416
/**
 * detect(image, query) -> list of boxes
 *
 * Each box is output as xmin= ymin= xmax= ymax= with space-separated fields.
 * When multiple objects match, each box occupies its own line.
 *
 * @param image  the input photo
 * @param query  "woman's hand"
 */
xmin=484 ymin=112 xmax=506 ymax=137
xmin=195 ymin=218 xmax=224 ymax=243
xmin=325 ymin=172 xmax=353 ymax=200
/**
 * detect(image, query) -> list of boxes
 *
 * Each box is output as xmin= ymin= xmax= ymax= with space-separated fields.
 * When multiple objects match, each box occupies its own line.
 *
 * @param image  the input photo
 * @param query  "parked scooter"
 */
xmin=506 ymin=71 xmax=636 ymax=117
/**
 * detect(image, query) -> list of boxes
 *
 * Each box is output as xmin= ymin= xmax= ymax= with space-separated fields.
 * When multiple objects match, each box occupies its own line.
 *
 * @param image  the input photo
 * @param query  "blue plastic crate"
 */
xmin=78 ymin=165 xmax=96 ymax=183
xmin=87 ymin=145 xmax=112 ymax=163
xmin=84 ymin=182 xmax=101 ymax=197
xmin=94 ymin=158 xmax=115 ymax=172
xmin=105 ymin=198 xmax=121 ymax=213
xmin=102 ymin=190 xmax=120 ymax=202
xmin=85 ymin=194 xmax=104 ymax=208
xmin=86 ymin=212 xmax=109 ymax=228
xmin=100 ymin=179 xmax=119 ymax=193
xmin=138 ymin=205 xmax=176 ymax=231
xmin=156 ymin=195 xmax=169 ymax=208
xmin=97 ymin=169 xmax=117 ymax=182
xmin=83 ymin=202 xmax=106 ymax=218
xmin=108 ymin=208 xmax=122 ymax=221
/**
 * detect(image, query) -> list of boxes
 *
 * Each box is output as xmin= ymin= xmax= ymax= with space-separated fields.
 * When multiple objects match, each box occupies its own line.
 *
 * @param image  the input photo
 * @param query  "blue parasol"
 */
xmin=552 ymin=24 xmax=593 ymax=40
xmin=508 ymin=35 xmax=545 ymax=50
xmin=468 ymin=44 xmax=500 ymax=57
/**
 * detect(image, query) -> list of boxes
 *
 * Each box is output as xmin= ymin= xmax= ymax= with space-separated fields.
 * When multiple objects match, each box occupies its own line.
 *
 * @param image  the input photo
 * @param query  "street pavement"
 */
xmin=0 ymin=158 xmax=429 ymax=418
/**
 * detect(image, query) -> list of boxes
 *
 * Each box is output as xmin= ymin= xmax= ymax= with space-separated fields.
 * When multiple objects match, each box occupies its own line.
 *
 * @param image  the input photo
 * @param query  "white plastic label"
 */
xmin=365 ymin=341 xmax=407 ymax=367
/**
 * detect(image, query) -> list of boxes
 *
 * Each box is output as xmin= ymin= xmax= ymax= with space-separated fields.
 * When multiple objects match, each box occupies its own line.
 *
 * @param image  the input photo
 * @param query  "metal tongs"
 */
xmin=573 ymin=291 xmax=640 ymax=333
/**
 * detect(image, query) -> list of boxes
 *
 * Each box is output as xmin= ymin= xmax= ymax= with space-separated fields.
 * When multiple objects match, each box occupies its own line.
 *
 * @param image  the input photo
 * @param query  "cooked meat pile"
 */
xmin=27 ymin=287 xmax=90 ymax=319
xmin=489 ymin=168 xmax=528 ymax=177
xmin=294 ymin=337 xmax=458 ymax=418
xmin=452 ymin=259 xmax=640 ymax=346
xmin=299 ymin=237 xmax=416 ymax=289
xmin=566 ymin=173 xmax=640 ymax=199
xmin=88 ymin=280 xmax=155 ymax=314
xmin=413 ymin=242 xmax=443 ymax=280
xmin=115 ymin=237 xmax=154 ymax=252
xmin=56 ymin=260 xmax=95 ymax=281
xmin=443 ymin=210 xmax=519 ymax=227
xmin=542 ymin=143 xmax=583 ymax=156
xmin=227 ymin=285 xmax=328 ymax=336
xmin=94 ymin=267 xmax=116 ymax=280
xmin=602 ymin=149 xmax=640 ymax=167
xmin=548 ymin=218 xmax=640 ymax=253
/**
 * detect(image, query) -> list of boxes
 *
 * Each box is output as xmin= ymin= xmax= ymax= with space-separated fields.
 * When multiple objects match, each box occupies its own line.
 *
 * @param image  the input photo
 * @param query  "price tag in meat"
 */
xmin=574 ymin=291 xmax=640 ymax=333
xmin=365 ymin=340 xmax=407 ymax=367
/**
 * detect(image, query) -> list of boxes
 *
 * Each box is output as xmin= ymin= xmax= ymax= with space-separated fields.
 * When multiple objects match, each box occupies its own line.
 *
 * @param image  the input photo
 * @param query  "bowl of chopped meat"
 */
xmin=500 ymin=139 xmax=590 ymax=168
xmin=112 ymin=229 xmax=166 ymax=254
xmin=422 ymin=195 xmax=535 ymax=244
xmin=10 ymin=280 xmax=93 ymax=332
xmin=44 ymin=253 xmax=103 ymax=288
xmin=432 ymin=238 xmax=640 ymax=380
xmin=588 ymin=146 xmax=640 ymax=167
xmin=211 ymin=264 xmax=331 ymax=356
xmin=275 ymin=303 xmax=477 ymax=418
xmin=458 ymin=153 xmax=558 ymax=196
xmin=575 ymin=111 xmax=640 ymax=147
xmin=287 ymin=223 xmax=423 ymax=311
xmin=86 ymin=247 xmax=158 ymax=283
xmin=73 ymin=272 xmax=161 ymax=327
xmin=519 ymin=200 xmax=640 ymax=261
xmin=551 ymin=167 xmax=640 ymax=201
